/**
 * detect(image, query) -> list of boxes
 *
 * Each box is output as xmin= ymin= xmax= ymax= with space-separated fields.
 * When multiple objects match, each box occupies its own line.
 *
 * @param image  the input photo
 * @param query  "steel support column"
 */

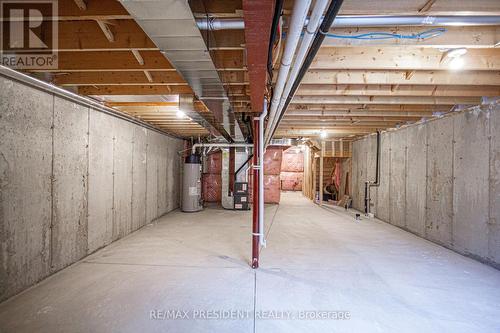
xmin=251 ymin=117 xmax=260 ymax=269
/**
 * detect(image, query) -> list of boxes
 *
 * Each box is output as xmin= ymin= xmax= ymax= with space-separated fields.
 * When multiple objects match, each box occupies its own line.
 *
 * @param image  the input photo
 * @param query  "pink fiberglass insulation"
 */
xmin=205 ymin=151 xmax=222 ymax=174
xmin=248 ymin=174 xmax=281 ymax=204
xmin=202 ymin=174 xmax=221 ymax=202
xmin=281 ymin=149 xmax=304 ymax=172
xmin=263 ymin=147 xmax=282 ymax=175
xmin=280 ymin=172 xmax=303 ymax=191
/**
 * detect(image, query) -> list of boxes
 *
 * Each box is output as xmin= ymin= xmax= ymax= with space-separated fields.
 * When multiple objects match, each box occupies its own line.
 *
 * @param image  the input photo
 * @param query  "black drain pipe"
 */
xmin=267 ymin=0 xmax=285 ymax=80
xmin=364 ymin=131 xmax=381 ymax=215
xmin=234 ymin=154 xmax=254 ymax=183
xmin=268 ymin=0 xmax=344 ymax=141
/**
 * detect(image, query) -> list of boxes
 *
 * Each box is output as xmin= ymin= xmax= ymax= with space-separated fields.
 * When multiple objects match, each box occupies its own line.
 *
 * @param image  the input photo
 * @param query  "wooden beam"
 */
xmin=52 ymin=71 xmax=186 ymax=85
xmin=56 ymin=20 xmax=156 ymax=51
xmin=335 ymin=0 xmax=500 ymax=15
xmin=206 ymin=30 xmax=246 ymax=49
xmin=29 ymin=67 xmax=246 ymax=73
xmin=78 ymin=85 xmax=193 ymax=95
xmin=233 ymin=104 xmax=450 ymax=113
xmin=290 ymin=95 xmax=480 ymax=105
xmin=282 ymin=116 xmax=426 ymax=121
xmin=11 ymin=20 xmax=156 ymax=52
xmin=210 ymin=50 xmax=246 ymax=69
xmin=105 ymin=102 xmax=178 ymax=107
xmin=302 ymin=70 xmax=500 ymax=86
xmin=0 ymin=0 xmax=131 ymax=20
xmin=110 ymin=103 xmax=208 ymax=113
xmin=279 ymin=122 xmax=409 ymax=128
xmin=190 ymin=2 xmax=242 ymax=14
xmin=60 ymin=0 xmax=130 ymax=18
xmin=278 ymin=125 xmax=391 ymax=130
xmin=311 ymin=47 xmax=500 ymax=71
xmin=320 ymin=141 xmax=324 ymax=206
xmin=276 ymin=130 xmax=375 ymax=137
xmin=51 ymin=51 xmax=175 ymax=71
xmin=323 ymin=26 xmax=500 ymax=49
xmin=296 ymin=84 xmax=500 ymax=97
xmin=284 ymin=111 xmax=434 ymax=117
xmin=46 ymin=71 xmax=247 ymax=88
xmin=64 ymin=82 xmax=189 ymax=87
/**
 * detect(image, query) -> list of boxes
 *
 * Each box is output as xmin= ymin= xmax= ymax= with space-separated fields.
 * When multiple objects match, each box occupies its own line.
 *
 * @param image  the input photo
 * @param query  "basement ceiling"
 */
xmin=21 ymin=0 xmax=251 ymax=139
xmin=18 ymin=0 xmax=500 ymax=141
xmin=272 ymin=0 xmax=500 ymax=140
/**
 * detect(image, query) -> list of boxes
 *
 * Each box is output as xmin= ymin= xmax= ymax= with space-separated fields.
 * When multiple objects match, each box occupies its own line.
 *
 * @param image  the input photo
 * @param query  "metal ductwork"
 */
xmin=179 ymin=94 xmax=219 ymax=137
xmin=196 ymin=15 xmax=500 ymax=30
xmin=269 ymin=138 xmax=299 ymax=146
xmin=119 ymin=0 xmax=242 ymax=142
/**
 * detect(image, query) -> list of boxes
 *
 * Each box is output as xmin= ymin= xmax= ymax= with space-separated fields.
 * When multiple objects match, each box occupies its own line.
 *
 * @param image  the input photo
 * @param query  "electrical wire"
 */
xmin=324 ymin=27 xmax=446 ymax=40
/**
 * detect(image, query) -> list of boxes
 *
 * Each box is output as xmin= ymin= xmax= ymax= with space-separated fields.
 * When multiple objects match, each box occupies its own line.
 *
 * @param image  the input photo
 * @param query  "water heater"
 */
xmin=182 ymin=154 xmax=203 ymax=212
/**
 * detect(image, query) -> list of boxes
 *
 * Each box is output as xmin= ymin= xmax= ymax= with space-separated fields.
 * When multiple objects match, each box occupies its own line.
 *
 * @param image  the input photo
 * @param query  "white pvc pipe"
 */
xmin=258 ymin=100 xmax=268 ymax=247
xmin=267 ymin=0 xmax=330 ymax=145
xmin=265 ymin=0 xmax=312 ymax=147
xmin=191 ymin=143 xmax=253 ymax=154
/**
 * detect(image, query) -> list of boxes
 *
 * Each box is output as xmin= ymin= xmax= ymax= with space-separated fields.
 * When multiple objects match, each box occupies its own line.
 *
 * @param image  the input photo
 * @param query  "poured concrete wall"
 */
xmin=0 ymin=75 xmax=184 ymax=301
xmin=352 ymin=103 xmax=500 ymax=268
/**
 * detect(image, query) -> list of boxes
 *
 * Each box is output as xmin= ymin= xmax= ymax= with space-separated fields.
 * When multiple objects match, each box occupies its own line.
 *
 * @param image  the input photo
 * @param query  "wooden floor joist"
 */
xmin=290 ymin=95 xmax=481 ymax=105
xmin=301 ymin=69 xmax=500 ymax=86
xmin=296 ymin=84 xmax=500 ymax=97
xmin=13 ymin=0 xmax=500 ymax=140
xmin=323 ymin=26 xmax=500 ymax=49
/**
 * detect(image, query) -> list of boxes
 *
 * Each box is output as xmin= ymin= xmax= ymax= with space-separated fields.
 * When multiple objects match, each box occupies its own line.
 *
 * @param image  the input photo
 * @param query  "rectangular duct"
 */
xmin=120 ymin=0 xmax=243 ymax=142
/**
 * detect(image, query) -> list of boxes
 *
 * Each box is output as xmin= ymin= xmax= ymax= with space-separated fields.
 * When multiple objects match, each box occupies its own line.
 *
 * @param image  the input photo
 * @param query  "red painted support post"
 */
xmin=252 ymin=117 xmax=260 ymax=269
xmin=242 ymin=0 xmax=275 ymax=113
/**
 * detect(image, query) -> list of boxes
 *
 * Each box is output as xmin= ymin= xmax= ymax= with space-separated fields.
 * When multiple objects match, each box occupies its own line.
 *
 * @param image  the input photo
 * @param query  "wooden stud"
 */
xmin=319 ymin=141 xmax=325 ymax=206
xmin=143 ymin=71 xmax=153 ymax=83
xmin=131 ymin=50 xmax=145 ymax=66
xmin=96 ymin=20 xmax=115 ymax=43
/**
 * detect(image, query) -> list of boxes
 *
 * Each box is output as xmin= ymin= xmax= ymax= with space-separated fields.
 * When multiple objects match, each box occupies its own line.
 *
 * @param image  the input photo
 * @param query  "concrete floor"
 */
xmin=1 ymin=192 xmax=499 ymax=333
